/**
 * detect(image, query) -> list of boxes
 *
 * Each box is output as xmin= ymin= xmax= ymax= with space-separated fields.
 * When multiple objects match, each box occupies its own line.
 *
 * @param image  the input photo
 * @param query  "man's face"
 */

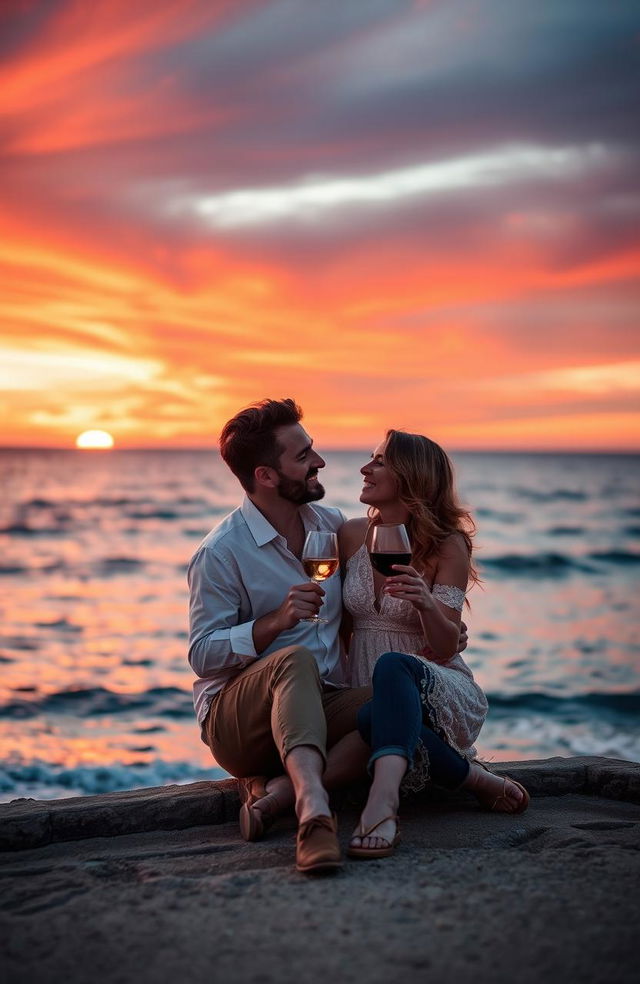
xmin=271 ymin=423 xmax=326 ymax=504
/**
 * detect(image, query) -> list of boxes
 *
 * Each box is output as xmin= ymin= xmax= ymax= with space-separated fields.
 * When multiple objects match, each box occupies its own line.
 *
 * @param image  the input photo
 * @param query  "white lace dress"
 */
xmin=343 ymin=544 xmax=488 ymax=788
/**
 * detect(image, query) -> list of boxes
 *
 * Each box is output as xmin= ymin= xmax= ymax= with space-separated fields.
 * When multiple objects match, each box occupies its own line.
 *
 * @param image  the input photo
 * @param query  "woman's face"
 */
xmin=360 ymin=440 xmax=399 ymax=507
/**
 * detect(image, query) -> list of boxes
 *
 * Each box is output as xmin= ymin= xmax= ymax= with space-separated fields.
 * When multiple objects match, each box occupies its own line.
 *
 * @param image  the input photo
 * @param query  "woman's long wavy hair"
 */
xmin=368 ymin=429 xmax=480 ymax=590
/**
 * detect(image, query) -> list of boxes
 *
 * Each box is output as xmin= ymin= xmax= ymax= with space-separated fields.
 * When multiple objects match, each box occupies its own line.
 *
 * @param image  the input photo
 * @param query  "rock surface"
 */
xmin=2 ymin=755 xmax=638 ymax=853
xmin=1 ymin=757 xmax=638 ymax=984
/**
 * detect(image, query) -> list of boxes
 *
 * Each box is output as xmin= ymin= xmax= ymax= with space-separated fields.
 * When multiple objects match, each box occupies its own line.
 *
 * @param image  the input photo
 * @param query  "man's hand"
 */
xmin=253 ymin=582 xmax=326 ymax=654
xmin=419 ymin=619 xmax=469 ymax=666
xmin=276 ymin=582 xmax=325 ymax=630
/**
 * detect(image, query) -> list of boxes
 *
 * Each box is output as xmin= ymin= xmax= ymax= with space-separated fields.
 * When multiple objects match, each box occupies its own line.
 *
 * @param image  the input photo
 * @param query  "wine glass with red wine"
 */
xmin=369 ymin=524 xmax=412 ymax=577
xmin=301 ymin=531 xmax=339 ymax=621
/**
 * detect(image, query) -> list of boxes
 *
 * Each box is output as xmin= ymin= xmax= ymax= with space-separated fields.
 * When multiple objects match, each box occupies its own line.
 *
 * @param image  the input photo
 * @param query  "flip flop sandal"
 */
xmin=475 ymin=761 xmax=531 ymax=815
xmin=347 ymin=815 xmax=400 ymax=860
xmin=489 ymin=776 xmax=530 ymax=815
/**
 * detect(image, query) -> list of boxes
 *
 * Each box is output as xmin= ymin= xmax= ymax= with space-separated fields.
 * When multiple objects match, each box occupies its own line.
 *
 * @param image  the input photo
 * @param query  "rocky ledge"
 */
xmin=1 ymin=756 xmax=638 ymax=984
xmin=1 ymin=754 xmax=638 ymax=852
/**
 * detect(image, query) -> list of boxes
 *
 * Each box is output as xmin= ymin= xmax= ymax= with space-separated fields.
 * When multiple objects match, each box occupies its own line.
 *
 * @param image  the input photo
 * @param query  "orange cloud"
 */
xmin=1 ymin=1 xmax=234 ymax=114
xmin=2 ymin=204 xmax=639 ymax=450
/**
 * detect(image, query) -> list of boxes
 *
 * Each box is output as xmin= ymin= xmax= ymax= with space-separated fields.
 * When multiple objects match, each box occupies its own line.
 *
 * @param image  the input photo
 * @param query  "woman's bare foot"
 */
xmin=349 ymin=795 xmax=399 ymax=851
xmin=349 ymin=753 xmax=406 ymax=853
xmin=463 ymin=762 xmax=529 ymax=813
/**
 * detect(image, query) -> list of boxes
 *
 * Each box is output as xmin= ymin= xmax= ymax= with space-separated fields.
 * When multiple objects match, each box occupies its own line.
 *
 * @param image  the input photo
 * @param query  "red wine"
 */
xmin=369 ymin=552 xmax=412 ymax=577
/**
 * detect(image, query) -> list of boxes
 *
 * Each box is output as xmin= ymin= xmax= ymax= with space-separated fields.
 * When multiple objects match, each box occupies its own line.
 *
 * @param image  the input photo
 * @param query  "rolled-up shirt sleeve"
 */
xmin=187 ymin=543 xmax=258 ymax=679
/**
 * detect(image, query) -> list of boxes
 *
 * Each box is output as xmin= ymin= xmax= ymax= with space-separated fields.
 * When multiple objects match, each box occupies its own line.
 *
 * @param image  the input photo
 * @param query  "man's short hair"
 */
xmin=219 ymin=398 xmax=303 ymax=492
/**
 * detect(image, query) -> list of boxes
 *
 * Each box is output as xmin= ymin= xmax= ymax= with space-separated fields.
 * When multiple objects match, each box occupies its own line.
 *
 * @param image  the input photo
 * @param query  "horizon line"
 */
xmin=1 ymin=445 xmax=638 ymax=456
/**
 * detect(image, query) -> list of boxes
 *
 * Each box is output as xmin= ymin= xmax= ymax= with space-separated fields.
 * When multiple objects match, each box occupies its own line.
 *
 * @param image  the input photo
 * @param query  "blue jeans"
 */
xmin=357 ymin=651 xmax=470 ymax=790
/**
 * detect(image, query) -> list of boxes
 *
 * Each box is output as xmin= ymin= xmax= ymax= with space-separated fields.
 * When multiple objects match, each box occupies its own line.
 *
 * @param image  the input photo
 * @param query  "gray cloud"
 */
xmin=2 ymin=1 xmax=638 ymax=297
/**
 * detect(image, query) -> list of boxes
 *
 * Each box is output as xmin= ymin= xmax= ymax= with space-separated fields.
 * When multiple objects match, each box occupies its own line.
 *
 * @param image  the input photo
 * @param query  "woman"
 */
xmin=340 ymin=429 xmax=529 ymax=859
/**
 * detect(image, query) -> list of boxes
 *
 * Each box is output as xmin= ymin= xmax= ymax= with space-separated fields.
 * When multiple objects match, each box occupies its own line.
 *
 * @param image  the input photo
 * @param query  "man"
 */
xmin=188 ymin=398 xmax=467 ymax=873
xmin=188 ymin=398 xmax=372 ymax=874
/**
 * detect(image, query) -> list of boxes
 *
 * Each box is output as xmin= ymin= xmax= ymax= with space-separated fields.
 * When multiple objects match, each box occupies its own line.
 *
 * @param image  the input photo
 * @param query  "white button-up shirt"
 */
xmin=187 ymin=497 xmax=346 ymax=726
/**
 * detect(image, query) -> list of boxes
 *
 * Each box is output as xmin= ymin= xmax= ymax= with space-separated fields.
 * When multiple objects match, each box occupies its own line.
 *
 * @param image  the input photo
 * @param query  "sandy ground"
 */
xmin=1 ymin=790 xmax=638 ymax=984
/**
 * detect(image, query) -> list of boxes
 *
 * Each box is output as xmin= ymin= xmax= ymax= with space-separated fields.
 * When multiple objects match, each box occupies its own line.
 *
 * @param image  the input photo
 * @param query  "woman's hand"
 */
xmin=383 ymin=564 xmax=435 ymax=612
xmin=418 ymin=644 xmax=455 ymax=666
xmin=386 ymin=563 xmax=463 ymax=664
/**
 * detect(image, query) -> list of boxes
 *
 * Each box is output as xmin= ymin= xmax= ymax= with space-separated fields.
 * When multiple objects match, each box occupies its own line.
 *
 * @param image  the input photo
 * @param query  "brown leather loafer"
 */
xmin=295 ymin=813 xmax=342 ymax=874
xmin=238 ymin=776 xmax=279 ymax=842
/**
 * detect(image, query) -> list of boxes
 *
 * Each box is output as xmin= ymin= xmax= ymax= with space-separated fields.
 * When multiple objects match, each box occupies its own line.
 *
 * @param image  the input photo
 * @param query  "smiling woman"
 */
xmin=75 ymin=429 xmax=114 ymax=449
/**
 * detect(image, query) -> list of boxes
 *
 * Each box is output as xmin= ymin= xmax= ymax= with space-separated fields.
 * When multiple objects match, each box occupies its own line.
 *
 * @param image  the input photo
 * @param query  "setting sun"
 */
xmin=75 ymin=430 xmax=114 ymax=450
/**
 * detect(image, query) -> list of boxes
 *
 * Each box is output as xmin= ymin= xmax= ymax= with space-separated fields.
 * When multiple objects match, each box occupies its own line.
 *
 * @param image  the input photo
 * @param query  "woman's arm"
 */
xmin=384 ymin=534 xmax=469 ymax=663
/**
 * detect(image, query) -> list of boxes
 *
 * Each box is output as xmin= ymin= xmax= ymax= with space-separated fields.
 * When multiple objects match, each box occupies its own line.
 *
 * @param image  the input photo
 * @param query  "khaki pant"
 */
xmin=203 ymin=645 xmax=372 ymax=778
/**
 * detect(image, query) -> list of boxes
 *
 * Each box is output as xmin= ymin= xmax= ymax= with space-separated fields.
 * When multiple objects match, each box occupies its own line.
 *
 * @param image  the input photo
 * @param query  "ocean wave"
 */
xmin=89 ymin=496 xmax=158 ymax=508
xmin=481 ymin=550 xmax=640 ymax=575
xmin=478 ymin=715 xmax=640 ymax=764
xmin=547 ymin=526 xmax=584 ymax=536
xmin=2 ymin=555 xmax=175 ymax=578
xmin=123 ymin=499 xmax=213 ymax=521
xmin=588 ymin=550 xmax=640 ymax=565
xmin=482 ymin=553 xmax=595 ymax=575
xmin=0 ymin=635 xmax=39 ymax=651
xmin=0 ymin=686 xmax=193 ymax=720
xmin=0 ymin=561 xmax=62 ymax=576
xmin=0 ymin=523 xmax=68 ymax=536
xmin=513 ymin=488 xmax=588 ymax=503
xmin=0 ymin=758 xmax=228 ymax=801
xmin=479 ymin=692 xmax=640 ymax=762
xmin=99 ymin=556 xmax=145 ymax=573
xmin=486 ymin=691 xmax=640 ymax=716
xmin=22 ymin=495 xmax=147 ymax=510
xmin=22 ymin=494 xmax=213 ymax=511
xmin=124 ymin=509 xmax=183 ymax=520
xmin=475 ymin=508 xmax=522 ymax=523
xmin=4 ymin=685 xmax=638 ymax=725
xmin=34 ymin=617 xmax=82 ymax=632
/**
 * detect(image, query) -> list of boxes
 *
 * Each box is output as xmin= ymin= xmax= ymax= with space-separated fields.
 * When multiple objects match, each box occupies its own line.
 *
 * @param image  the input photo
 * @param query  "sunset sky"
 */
xmin=1 ymin=0 xmax=638 ymax=450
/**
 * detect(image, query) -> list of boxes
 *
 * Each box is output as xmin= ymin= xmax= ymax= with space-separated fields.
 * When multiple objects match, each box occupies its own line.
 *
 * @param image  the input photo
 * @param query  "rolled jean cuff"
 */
xmin=368 ymin=745 xmax=411 ymax=776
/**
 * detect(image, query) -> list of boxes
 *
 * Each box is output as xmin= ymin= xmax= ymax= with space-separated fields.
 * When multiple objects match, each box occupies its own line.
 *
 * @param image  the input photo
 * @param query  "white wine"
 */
xmin=301 ymin=531 xmax=339 ymax=620
xmin=303 ymin=558 xmax=339 ymax=581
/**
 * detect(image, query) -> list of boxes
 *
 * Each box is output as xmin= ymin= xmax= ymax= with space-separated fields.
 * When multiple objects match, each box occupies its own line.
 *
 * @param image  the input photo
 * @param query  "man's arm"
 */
xmin=187 ymin=545 xmax=258 ymax=678
xmin=187 ymin=544 xmax=326 ymax=678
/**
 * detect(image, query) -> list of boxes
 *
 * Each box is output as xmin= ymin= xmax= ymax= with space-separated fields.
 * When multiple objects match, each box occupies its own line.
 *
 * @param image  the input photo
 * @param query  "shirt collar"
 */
xmin=241 ymin=496 xmax=325 ymax=547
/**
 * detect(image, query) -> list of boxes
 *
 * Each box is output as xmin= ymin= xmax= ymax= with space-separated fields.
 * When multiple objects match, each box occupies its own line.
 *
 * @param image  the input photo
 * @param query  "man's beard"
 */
xmin=274 ymin=468 xmax=325 ymax=505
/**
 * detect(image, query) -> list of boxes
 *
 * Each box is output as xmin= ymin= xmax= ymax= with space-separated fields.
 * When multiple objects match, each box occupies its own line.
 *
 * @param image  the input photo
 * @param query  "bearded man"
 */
xmin=188 ymin=398 xmax=372 ymax=873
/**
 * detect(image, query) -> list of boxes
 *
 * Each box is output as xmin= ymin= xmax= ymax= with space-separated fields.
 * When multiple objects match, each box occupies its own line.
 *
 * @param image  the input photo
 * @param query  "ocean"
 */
xmin=1 ymin=448 xmax=638 ymax=803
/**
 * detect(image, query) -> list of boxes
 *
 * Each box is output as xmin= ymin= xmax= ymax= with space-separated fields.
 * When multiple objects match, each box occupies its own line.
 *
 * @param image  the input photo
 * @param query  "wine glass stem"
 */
xmin=305 ymin=578 xmax=326 ymax=621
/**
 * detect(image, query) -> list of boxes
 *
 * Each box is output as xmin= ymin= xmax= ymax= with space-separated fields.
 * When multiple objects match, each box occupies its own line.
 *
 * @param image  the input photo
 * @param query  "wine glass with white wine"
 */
xmin=369 ymin=523 xmax=412 ymax=577
xmin=301 ymin=531 xmax=339 ymax=622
